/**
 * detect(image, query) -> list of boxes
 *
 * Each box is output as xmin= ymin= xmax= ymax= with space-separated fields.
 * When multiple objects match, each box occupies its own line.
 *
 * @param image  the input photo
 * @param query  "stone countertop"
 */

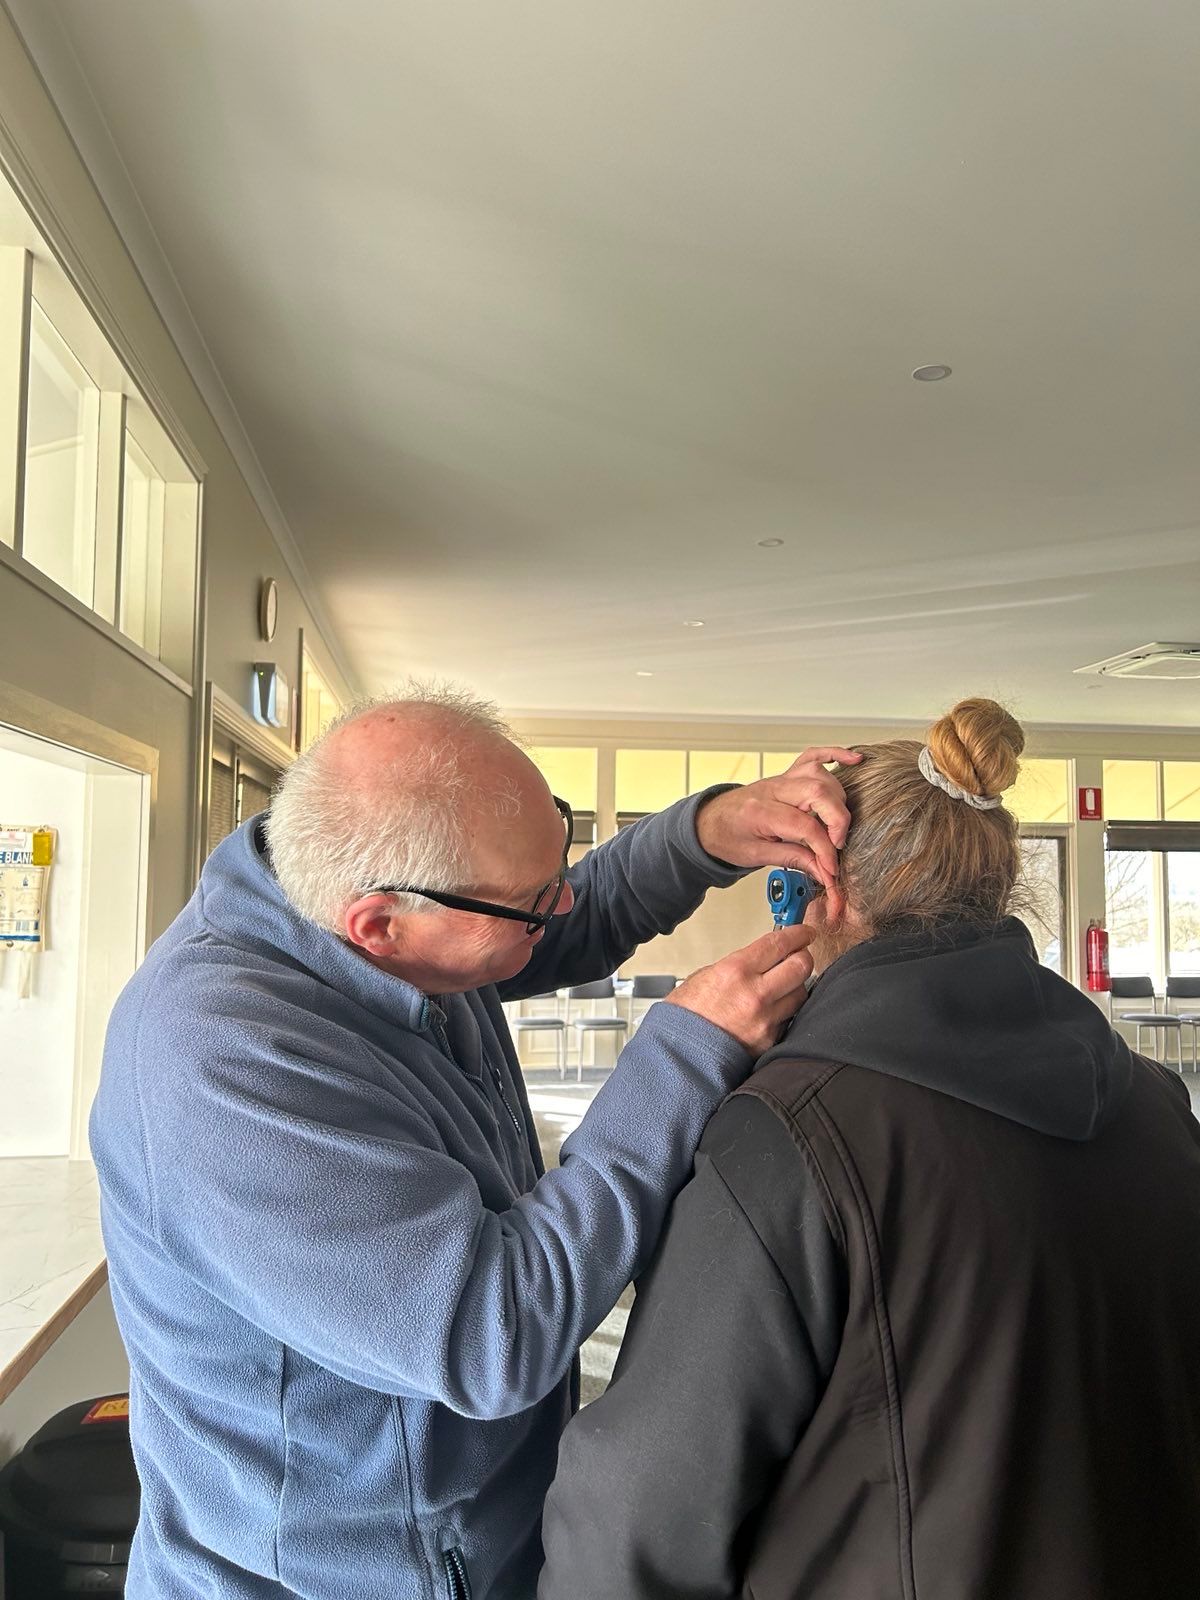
xmin=0 ymin=1157 xmax=107 ymax=1403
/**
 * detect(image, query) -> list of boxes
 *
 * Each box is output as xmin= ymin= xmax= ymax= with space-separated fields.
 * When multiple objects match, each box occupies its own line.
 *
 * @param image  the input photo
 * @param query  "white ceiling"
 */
xmin=13 ymin=0 xmax=1200 ymax=726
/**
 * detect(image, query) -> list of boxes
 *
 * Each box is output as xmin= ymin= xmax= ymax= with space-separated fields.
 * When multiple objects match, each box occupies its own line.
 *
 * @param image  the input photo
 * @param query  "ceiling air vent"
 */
xmin=1074 ymin=642 xmax=1200 ymax=681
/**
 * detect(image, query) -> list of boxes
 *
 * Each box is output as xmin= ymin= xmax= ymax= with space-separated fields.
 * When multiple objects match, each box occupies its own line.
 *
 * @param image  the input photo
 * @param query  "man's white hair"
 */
xmin=265 ymin=682 xmax=521 ymax=932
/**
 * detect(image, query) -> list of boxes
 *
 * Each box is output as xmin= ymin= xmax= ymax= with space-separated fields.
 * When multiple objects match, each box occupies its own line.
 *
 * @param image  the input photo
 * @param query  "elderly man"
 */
xmin=92 ymin=687 xmax=856 ymax=1600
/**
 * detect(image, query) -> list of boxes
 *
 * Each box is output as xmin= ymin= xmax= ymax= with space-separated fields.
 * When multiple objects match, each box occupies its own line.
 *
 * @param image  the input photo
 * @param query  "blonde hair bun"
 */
xmin=926 ymin=698 xmax=1025 ymax=801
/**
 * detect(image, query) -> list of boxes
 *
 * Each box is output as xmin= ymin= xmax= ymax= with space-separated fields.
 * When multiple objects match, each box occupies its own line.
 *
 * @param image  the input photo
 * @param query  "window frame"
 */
xmin=1019 ymin=823 xmax=1075 ymax=984
xmin=0 ymin=180 xmax=205 ymax=694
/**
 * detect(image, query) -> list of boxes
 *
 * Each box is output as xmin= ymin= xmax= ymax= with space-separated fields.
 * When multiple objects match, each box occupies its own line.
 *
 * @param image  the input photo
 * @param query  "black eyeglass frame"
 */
xmin=370 ymin=796 xmax=574 ymax=935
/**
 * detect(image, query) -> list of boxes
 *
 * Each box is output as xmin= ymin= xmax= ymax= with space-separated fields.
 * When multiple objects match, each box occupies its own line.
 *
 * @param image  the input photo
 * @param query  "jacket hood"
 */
xmin=197 ymin=815 xmax=432 ymax=1032
xmin=760 ymin=918 xmax=1133 ymax=1141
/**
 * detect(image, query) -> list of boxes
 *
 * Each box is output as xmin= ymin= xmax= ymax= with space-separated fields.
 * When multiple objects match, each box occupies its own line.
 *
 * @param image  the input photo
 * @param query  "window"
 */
xmin=1006 ymin=759 xmax=1069 ymax=825
xmin=615 ymin=750 xmax=687 ymax=823
xmin=300 ymin=649 xmax=341 ymax=751
xmin=1164 ymin=764 xmax=1200 ymax=823
xmin=761 ymin=752 xmax=800 ymax=778
xmin=1 ymin=179 xmax=201 ymax=678
xmin=526 ymin=747 xmax=598 ymax=812
xmin=22 ymin=303 xmax=99 ymax=607
xmin=119 ymin=434 xmax=165 ymax=656
xmin=1103 ymin=760 xmax=1160 ymax=821
xmin=527 ymin=747 xmax=598 ymax=853
xmin=688 ymin=751 xmax=760 ymax=794
xmin=207 ymin=711 xmax=287 ymax=859
xmin=1020 ymin=835 xmax=1066 ymax=973
xmin=1105 ymin=849 xmax=1156 ymax=978
xmin=1167 ymin=852 xmax=1200 ymax=976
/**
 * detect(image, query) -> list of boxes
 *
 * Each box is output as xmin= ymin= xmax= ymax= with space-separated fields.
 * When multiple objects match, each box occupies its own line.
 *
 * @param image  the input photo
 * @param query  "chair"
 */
xmin=564 ymin=979 xmax=629 ymax=1082
xmin=628 ymin=974 xmax=677 ymax=1030
xmin=1166 ymin=976 xmax=1200 ymax=1073
xmin=1111 ymin=975 xmax=1184 ymax=1070
xmin=509 ymin=1011 xmax=568 ymax=1078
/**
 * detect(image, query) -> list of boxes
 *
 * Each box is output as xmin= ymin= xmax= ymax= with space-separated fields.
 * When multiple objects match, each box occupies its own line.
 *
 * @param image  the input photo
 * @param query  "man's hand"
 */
xmin=694 ymin=747 xmax=862 ymax=885
xmin=663 ymin=924 xmax=817 ymax=1056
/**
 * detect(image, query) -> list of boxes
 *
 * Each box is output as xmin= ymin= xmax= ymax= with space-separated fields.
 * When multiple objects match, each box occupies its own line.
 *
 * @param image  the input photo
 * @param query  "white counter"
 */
xmin=0 ymin=1157 xmax=107 ymax=1402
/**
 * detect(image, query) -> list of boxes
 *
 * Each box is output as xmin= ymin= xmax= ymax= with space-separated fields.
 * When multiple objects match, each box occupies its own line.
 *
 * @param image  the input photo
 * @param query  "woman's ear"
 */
xmin=822 ymin=882 xmax=848 ymax=928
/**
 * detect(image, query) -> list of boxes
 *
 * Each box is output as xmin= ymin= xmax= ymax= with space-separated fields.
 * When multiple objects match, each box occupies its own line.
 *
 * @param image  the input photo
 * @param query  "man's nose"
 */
xmin=555 ymin=880 xmax=575 ymax=916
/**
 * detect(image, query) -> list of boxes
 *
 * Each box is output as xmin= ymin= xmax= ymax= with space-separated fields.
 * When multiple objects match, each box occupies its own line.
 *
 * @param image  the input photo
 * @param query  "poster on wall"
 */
xmin=0 ymin=824 xmax=56 ymax=1000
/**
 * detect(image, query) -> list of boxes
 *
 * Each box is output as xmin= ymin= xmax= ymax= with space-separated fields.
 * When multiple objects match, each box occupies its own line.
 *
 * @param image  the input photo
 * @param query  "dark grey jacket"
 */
xmin=540 ymin=919 xmax=1200 ymax=1599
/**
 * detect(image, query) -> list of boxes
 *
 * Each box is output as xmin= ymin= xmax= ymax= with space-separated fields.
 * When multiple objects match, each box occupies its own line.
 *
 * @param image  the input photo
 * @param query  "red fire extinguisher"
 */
xmin=1086 ymin=920 xmax=1111 ymax=993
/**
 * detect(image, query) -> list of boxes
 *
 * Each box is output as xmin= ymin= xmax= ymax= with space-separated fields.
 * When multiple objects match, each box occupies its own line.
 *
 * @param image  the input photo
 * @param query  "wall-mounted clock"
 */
xmin=258 ymin=577 xmax=279 ymax=643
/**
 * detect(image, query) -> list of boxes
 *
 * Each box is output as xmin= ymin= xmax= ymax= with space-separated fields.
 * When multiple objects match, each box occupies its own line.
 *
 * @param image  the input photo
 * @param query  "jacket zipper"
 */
xmin=442 ymin=1547 xmax=471 ymax=1600
xmin=432 ymin=1014 xmax=523 ymax=1141
xmin=489 ymin=1060 xmax=524 ymax=1138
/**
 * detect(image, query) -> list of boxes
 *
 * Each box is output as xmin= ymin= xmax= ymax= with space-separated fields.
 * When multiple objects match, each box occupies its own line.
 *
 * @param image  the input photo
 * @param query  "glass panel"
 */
xmin=119 ymin=433 xmax=166 ymax=656
xmin=615 ymin=749 xmax=687 ymax=814
xmin=526 ymin=747 xmax=598 ymax=811
xmin=761 ymin=752 xmax=800 ymax=778
xmin=1164 ymin=764 xmax=1200 ymax=823
xmin=1020 ymin=835 xmax=1065 ymax=972
xmin=301 ymin=653 xmax=341 ymax=752
xmin=688 ymin=751 xmax=760 ymax=794
xmin=1167 ymin=852 xmax=1200 ymax=975
xmin=22 ymin=303 xmax=99 ymax=605
xmin=1102 ymin=760 xmax=1159 ymax=821
xmin=1105 ymin=849 xmax=1155 ymax=978
xmin=1005 ymin=759 xmax=1069 ymax=824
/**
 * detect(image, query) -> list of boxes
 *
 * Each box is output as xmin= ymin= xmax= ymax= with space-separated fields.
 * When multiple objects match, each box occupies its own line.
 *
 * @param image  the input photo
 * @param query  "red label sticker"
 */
xmin=1078 ymin=786 xmax=1103 ymax=821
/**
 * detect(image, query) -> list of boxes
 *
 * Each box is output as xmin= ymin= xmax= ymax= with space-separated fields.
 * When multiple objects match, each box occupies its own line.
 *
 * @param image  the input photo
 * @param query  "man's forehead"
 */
xmin=467 ymin=801 xmax=564 ymax=894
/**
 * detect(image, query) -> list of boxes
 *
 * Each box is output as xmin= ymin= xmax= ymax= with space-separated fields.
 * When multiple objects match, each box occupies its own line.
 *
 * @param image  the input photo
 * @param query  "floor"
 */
xmin=526 ymin=1059 xmax=1200 ymax=1407
xmin=525 ymin=1069 xmax=631 ymax=1405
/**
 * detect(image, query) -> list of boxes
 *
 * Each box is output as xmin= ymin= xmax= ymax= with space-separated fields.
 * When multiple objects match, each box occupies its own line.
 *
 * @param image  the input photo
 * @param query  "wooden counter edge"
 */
xmin=0 ymin=1259 xmax=110 ymax=1405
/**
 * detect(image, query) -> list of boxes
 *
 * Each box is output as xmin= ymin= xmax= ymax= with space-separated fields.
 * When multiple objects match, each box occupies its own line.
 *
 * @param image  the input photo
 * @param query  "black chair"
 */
xmin=509 ymin=994 xmax=568 ymax=1078
xmin=1166 ymin=976 xmax=1200 ymax=1072
xmin=1111 ymin=975 xmax=1183 ymax=1070
xmin=564 ymin=980 xmax=629 ymax=1080
xmin=628 ymin=973 xmax=678 ymax=1031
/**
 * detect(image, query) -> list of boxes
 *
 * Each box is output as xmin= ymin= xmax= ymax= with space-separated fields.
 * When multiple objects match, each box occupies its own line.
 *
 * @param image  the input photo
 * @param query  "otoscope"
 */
xmin=766 ymin=867 xmax=820 ymax=928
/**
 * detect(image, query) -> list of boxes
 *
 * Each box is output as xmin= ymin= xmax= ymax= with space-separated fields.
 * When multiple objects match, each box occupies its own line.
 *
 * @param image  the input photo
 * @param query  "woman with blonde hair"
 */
xmin=540 ymin=698 xmax=1200 ymax=1600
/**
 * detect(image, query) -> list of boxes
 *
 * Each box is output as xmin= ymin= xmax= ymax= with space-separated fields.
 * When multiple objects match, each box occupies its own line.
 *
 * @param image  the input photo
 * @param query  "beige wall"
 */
xmin=0 ymin=11 xmax=354 ymax=1458
xmin=0 ymin=6 xmax=355 ymax=929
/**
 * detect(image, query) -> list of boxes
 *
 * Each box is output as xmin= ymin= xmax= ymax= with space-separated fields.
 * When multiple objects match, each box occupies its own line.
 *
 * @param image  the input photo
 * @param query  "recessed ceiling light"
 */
xmin=683 ymin=619 xmax=705 ymax=628
xmin=912 ymin=364 xmax=952 ymax=381
xmin=757 ymin=538 xmax=784 ymax=548
xmin=635 ymin=670 xmax=653 ymax=677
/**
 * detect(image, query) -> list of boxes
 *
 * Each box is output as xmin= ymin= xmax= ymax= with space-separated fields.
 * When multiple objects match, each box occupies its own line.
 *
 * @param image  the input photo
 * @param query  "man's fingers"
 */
xmin=759 ymin=778 xmax=853 ymax=856
xmin=738 ymin=922 xmax=816 ymax=973
xmin=754 ymin=799 xmax=841 ymax=881
xmin=773 ymin=845 xmax=824 ymax=882
xmin=789 ymin=746 xmax=863 ymax=770
xmin=758 ymin=945 xmax=816 ymax=1002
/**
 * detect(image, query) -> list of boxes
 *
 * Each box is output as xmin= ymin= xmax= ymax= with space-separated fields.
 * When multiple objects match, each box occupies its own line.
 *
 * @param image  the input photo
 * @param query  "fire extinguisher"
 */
xmin=1086 ymin=920 xmax=1111 ymax=993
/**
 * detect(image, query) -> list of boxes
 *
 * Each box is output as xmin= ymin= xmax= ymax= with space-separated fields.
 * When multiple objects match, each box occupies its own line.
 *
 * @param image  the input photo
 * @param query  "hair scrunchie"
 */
xmin=917 ymin=744 xmax=1004 ymax=810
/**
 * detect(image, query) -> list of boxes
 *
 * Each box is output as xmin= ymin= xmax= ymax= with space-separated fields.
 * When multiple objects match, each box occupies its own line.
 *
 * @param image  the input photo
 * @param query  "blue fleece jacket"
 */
xmin=91 ymin=794 xmax=752 ymax=1599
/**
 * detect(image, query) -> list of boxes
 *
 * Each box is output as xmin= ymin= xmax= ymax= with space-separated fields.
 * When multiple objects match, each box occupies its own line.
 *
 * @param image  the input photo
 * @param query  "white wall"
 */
xmin=0 ymin=727 xmax=146 ymax=1157
xmin=0 ymin=743 xmax=85 ymax=1155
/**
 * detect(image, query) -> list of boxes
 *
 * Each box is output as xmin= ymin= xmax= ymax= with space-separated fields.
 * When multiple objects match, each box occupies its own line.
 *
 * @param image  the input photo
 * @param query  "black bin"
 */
xmin=0 ymin=1395 xmax=139 ymax=1596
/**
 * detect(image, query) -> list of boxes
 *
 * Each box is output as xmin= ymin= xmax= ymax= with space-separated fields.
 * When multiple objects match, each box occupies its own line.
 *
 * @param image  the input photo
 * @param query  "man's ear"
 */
xmin=344 ymin=893 xmax=399 ymax=956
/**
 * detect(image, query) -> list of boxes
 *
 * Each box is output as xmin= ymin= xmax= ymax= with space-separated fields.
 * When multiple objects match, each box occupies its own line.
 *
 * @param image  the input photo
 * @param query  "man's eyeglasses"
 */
xmin=370 ymin=796 xmax=574 ymax=936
